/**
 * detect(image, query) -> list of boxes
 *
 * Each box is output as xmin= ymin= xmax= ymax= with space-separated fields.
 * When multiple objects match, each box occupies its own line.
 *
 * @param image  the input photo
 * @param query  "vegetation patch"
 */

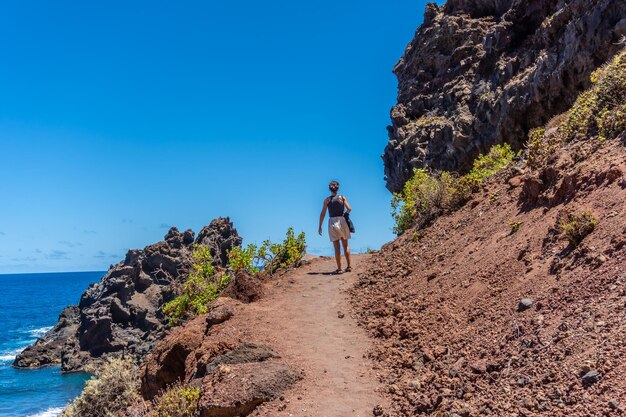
xmin=562 ymin=211 xmax=596 ymax=246
xmin=392 ymin=144 xmax=515 ymax=235
xmin=62 ymin=356 xmax=140 ymax=417
xmin=228 ymin=227 xmax=306 ymax=276
xmin=509 ymin=221 xmax=522 ymax=234
xmin=526 ymin=52 xmax=626 ymax=168
xmin=154 ymin=382 xmax=200 ymax=417
xmin=165 ymin=228 xmax=306 ymax=325
xmin=163 ymin=245 xmax=231 ymax=325
xmin=415 ymin=114 xmax=451 ymax=128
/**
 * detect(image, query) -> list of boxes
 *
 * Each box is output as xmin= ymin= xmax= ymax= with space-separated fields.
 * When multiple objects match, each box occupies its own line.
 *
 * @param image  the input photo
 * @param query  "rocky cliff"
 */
xmin=384 ymin=0 xmax=626 ymax=192
xmin=13 ymin=218 xmax=242 ymax=372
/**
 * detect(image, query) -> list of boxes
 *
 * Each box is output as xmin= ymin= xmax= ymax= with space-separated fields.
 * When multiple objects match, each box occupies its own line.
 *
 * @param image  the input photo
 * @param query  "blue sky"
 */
xmin=0 ymin=0 xmax=431 ymax=274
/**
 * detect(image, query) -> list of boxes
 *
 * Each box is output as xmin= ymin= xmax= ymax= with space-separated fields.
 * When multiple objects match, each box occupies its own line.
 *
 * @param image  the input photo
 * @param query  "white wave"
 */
xmin=0 ymin=347 xmax=26 ymax=362
xmin=27 ymin=407 xmax=65 ymax=417
xmin=29 ymin=326 xmax=53 ymax=337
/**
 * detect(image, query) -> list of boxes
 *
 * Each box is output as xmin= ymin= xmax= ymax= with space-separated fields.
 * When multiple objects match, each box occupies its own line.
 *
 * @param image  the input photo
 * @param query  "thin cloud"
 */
xmin=58 ymin=240 xmax=82 ymax=248
xmin=35 ymin=248 xmax=42 ymax=253
xmin=10 ymin=256 xmax=37 ymax=262
xmin=94 ymin=251 xmax=119 ymax=259
xmin=46 ymin=250 xmax=70 ymax=260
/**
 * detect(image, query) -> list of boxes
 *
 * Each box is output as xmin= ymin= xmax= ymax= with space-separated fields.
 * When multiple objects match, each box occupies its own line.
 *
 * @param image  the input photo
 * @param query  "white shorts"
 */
xmin=328 ymin=216 xmax=351 ymax=242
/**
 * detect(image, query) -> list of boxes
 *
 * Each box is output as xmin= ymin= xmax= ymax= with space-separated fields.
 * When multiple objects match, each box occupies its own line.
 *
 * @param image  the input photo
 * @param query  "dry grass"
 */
xmin=62 ymin=356 xmax=140 ymax=417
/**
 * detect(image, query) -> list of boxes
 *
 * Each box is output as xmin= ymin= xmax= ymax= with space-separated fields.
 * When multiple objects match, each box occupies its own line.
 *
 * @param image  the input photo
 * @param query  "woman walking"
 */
xmin=318 ymin=180 xmax=352 ymax=274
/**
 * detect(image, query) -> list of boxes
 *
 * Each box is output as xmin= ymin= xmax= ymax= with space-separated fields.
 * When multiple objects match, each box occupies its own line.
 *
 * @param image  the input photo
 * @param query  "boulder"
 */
xmin=205 ymin=343 xmax=279 ymax=374
xmin=198 ymin=362 xmax=302 ymax=417
xmin=140 ymin=297 xmax=243 ymax=400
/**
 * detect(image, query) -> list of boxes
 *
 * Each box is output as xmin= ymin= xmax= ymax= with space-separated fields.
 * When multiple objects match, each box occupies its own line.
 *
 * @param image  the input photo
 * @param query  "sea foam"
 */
xmin=0 ymin=347 xmax=26 ymax=363
xmin=27 ymin=406 xmax=65 ymax=417
xmin=29 ymin=326 xmax=53 ymax=337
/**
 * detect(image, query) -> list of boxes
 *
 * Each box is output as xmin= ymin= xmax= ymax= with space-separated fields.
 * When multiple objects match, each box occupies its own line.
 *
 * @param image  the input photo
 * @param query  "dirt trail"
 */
xmin=239 ymin=254 xmax=382 ymax=417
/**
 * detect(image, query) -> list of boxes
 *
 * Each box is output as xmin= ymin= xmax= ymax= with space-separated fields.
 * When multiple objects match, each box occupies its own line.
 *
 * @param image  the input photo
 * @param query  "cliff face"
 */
xmin=384 ymin=0 xmax=626 ymax=192
xmin=13 ymin=218 xmax=242 ymax=372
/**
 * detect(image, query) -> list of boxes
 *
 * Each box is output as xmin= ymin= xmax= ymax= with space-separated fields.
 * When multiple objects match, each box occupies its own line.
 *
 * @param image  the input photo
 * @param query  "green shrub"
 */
xmin=258 ymin=228 xmax=307 ymax=274
xmin=392 ymin=144 xmax=515 ymax=235
xmin=509 ymin=221 xmax=522 ymax=234
xmin=227 ymin=228 xmax=306 ymax=275
xmin=165 ymin=229 xmax=306 ymax=325
xmin=227 ymin=244 xmax=259 ymax=274
xmin=391 ymin=168 xmax=449 ymax=235
xmin=526 ymin=52 xmax=626 ymax=167
xmin=153 ymin=383 xmax=200 ymax=417
xmin=526 ymin=127 xmax=562 ymax=169
xmin=163 ymin=245 xmax=231 ymax=325
xmin=466 ymin=143 xmax=516 ymax=186
xmin=62 ymin=356 xmax=139 ymax=417
xmin=562 ymin=211 xmax=596 ymax=246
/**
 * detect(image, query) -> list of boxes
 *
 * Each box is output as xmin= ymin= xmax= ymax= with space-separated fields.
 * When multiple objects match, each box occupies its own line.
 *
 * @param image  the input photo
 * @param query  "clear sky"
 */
xmin=0 ymin=0 xmax=432 ymax=274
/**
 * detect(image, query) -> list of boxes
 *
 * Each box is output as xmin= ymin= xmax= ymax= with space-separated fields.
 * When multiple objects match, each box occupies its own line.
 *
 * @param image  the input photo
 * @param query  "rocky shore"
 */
xmin=13 ymin=218 xmax=242 ymax=372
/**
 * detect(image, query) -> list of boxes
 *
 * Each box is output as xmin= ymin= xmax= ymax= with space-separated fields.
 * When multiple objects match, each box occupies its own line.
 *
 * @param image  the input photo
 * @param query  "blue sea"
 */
xmin=0 ymin=271 xmax=104 ymax=417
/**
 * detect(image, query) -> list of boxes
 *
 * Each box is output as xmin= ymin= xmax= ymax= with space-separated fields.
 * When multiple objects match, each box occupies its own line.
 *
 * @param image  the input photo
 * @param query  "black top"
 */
xmin=327 ymin=194 xmax=345 ymax=217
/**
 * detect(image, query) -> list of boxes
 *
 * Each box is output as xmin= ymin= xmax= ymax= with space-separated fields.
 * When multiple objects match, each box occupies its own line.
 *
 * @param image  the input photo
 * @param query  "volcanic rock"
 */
xmin=517 ymin=298 xmax=533 ymax=312
xmin=14 ymin=218 xmax=242 ymax=372
xmin=582 ymin=370 xmax=602 ymax=387
xmin=383 ymin=0 xmax=626 ymax=192
xmin=198 ymin=362 xmax=302 ymax=417
xmin=205 ymin=343 xmax=279 ymax=374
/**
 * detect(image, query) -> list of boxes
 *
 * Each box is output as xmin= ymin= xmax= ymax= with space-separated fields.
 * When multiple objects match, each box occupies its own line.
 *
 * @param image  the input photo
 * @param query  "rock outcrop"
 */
xmin=140 ymin=296 xmax=301 ymax=417
xmin=13 ymin=218 xmax=242 ymax=372
xmin=384 ymin=0 xmax=626 ymax=192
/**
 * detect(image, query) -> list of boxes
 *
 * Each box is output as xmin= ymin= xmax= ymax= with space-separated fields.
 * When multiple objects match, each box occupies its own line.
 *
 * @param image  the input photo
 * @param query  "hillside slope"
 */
xmin=353 ymin=135 xmax=626 ymax=415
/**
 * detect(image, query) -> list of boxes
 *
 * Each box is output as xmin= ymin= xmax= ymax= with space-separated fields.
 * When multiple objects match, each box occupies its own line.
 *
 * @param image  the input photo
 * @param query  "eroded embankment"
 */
xmin=351 ymin=138 xmax=626 ymax=416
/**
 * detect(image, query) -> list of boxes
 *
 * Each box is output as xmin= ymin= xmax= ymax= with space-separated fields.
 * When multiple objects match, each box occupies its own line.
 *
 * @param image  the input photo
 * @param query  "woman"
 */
xmin=318 ymin=180 xmax=352 ymax=274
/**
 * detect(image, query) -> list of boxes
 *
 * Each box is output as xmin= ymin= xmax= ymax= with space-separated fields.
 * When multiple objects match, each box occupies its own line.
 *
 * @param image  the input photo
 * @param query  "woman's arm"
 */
xmin=318 ymin=198 xmax=329 ymax=235
xmin=343 ymin=196 xmax=352 ymax=214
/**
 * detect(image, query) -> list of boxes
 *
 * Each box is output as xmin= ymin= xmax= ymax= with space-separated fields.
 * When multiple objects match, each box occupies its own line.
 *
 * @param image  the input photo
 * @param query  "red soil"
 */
xmin=350 ymin=139 xmax=626 ymax=416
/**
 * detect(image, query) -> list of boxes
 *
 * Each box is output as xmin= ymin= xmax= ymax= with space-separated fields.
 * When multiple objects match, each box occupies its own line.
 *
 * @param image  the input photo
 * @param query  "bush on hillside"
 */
xmin=526 ymin=51 xmax=626 ymax=168
xmin=392 ymin=144 xmax=515 ymax=235
xmin=227 ymin=243 xmax=259 ymax=274
xmin=153 ymin=382 xmax=200 ymax=417
xmin=62 ymin=356 xmax=140 ymax=417
xmin=229 ymin=228 xmax=307 ymax=275
xmin=163 ymin=245 xmax=231 ymax=325
xmin=562 ymin=211 xmax=596 ymax=246
xmin=165 ymin=228 xmax=306 ymax=325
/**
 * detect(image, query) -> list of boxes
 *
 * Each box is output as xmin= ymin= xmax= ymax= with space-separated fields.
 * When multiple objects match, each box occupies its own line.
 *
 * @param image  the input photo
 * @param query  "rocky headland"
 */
xmin=14 ymin=218 xmax=242 ymax=372
xmin=384 ymin=0 xmax=626 ymax=192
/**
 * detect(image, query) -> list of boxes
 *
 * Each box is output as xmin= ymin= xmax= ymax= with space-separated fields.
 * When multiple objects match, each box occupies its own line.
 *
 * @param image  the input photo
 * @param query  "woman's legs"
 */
xmin=333 ymin=240 xmax=342 ymax=270
xmin=341 ymin=238 xmax=351 ymax=269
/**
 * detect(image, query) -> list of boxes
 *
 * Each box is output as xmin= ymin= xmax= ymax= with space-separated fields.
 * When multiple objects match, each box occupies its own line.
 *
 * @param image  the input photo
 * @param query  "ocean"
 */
xmin=0 ymin=271 xmax=104 ymax=417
